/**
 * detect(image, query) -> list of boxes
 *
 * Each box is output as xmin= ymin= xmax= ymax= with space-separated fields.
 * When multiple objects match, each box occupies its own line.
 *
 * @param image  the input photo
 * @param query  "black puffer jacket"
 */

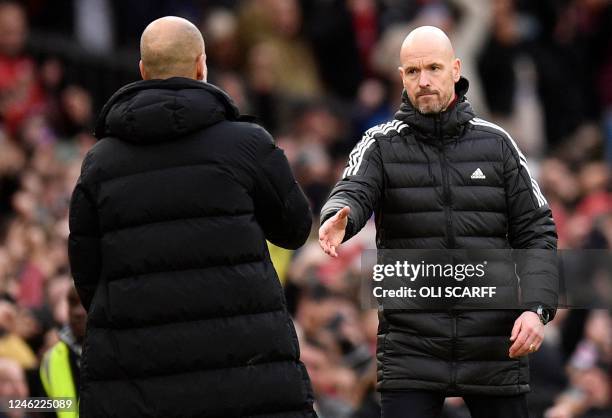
xmin=69 ymin=78 xmax=316 ymax=417
xmin=321 ymin=78 xmax=557 ymax=396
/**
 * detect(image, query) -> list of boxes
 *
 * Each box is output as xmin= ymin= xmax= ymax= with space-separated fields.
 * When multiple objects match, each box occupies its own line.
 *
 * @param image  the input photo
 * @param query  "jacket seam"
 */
xmin=101 ymin=212 xmax=252 ymax=235
xmin=105 ymin=257 xmax=265 ymax=282
xmin=90 ymin=307 xmax=285 ymax=331
xmin=94 ymin=161 xmax=223 ymax=185
xmin=87 ymin=357 xmax=299 ymax=383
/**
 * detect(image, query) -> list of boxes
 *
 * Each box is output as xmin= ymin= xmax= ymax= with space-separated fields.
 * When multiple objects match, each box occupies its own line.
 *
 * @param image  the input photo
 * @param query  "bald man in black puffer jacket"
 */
xmin=69 ymin=16 xmax=316 ymax=418
xmin=320 ymin=26 xmax=557 ymax=418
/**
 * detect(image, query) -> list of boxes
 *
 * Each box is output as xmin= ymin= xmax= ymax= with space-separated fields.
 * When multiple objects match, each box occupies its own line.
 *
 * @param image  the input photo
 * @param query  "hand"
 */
xmin=544 ymin=403 xmax=574 ymax=418
xmin=318 ymin=206 xmax=350 ymax=257
xmin=509 ymin=311 xmax=544 ymax=358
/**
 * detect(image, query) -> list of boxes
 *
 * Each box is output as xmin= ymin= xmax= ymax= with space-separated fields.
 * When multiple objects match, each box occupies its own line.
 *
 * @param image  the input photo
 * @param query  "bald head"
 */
xmin=398 ymin=26 xmax=461 ymax=114
xmin=400 ymin=26 xmax=455 ymax=64
xmin=139 ymin=16 xmax=207 ymax=81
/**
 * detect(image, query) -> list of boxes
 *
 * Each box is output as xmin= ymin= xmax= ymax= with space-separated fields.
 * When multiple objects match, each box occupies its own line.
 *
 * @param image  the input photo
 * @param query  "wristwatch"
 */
xmin=529 ymin=305 xmax=550 ymax=325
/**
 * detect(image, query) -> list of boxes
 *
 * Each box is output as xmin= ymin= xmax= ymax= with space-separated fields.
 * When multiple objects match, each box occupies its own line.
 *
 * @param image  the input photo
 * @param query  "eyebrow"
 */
xmin=402 ymin=61 xmax=445 ymax=70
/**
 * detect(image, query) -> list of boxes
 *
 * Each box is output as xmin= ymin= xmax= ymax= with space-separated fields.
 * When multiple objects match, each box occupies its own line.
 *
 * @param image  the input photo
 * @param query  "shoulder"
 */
xmin=233 ymin=121 xmax=274 ymax=143
xmin=209 ymin=120 xmax=275 ymax=150
xmin=467 ymin=117 xmax=515 ymax=145
xmin=77 ymin=137 xmax=123 ymax=182
xmin=466 ymin=117 xmax=525 ymax=159
xmin=467 ymin=117 xmax=510 ymax=138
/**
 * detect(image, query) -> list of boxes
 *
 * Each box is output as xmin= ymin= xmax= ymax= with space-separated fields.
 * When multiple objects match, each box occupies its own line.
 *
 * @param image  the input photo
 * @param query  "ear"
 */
xmin=139 ymin=60 xmax=147 ymax=80
xmin=452 ymin=58 xmax=461 ymax=82
xmin=398 ymin=66 xmax=405 ymax=82
xmin=196 ymin=54 xmax=207 ymax=81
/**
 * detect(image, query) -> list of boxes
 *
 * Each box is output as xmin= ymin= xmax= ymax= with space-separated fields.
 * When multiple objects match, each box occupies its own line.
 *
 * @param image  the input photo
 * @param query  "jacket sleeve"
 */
xmin=502 ymin=136 xmax=558 ymax=317
xmin=251 ymin=129 xmax=312 ymax=250
xmin=320 ymin=133 xmax=383 ymax=242
xmin=68 ymin=154 xmax=101 ymax=312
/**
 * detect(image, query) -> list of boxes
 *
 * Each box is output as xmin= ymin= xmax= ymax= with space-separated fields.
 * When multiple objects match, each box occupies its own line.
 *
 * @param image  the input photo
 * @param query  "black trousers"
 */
xmin=381 ymin=390 xmax=529 ymax=418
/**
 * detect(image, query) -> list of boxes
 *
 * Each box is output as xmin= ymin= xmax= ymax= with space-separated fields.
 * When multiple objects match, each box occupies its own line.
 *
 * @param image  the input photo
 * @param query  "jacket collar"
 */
xmin=94 ymin=77 xmax=242 ymax=143
xmin=394 ymin=77 xmax=475 ymax=141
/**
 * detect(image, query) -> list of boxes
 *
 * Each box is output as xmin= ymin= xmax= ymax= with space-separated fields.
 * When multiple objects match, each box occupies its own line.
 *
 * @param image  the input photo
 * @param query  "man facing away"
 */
xmin=69 ymin=16 xmax=316 ymax=418
xmin=319 ymin=26 xmax=558 ymax=418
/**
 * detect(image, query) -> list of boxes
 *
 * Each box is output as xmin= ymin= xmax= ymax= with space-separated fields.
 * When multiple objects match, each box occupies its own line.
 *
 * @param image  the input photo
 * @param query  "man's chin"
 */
xmin=417 ymin=105 xmax=442 ymax=115
xmin=415 ymin=97 xmax=443 ymax=115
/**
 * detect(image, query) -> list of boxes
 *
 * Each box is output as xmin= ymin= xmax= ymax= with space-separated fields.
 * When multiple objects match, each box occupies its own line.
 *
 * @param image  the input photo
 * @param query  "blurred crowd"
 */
xmin=0 ymin=0 xmax=610 ymax=417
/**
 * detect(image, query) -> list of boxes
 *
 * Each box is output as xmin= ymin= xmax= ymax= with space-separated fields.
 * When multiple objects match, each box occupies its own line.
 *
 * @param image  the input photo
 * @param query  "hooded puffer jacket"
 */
xmin=321 ymin=77 xmax=557 ymax=396
xmin=69 ymin=77 xmax=317 ymax=417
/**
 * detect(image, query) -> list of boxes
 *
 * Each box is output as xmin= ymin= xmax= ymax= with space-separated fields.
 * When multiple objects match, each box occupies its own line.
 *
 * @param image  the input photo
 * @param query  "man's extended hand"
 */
xmin=318 ymin=206 xmax=350 ymax=257
xmin=509 ymin=311 xmax=544 ymax=358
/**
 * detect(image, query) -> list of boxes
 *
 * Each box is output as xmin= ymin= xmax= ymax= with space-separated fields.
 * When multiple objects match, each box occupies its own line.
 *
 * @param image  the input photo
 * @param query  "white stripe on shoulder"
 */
xmin=345 ymin=133 xmax=371 ymax=176
xmin=469 ymin=117 xmax=547 ymax=207
xmin=343 ymin=120 xmax=408 ymax=177
xmin=365 ymin=120 xmax=398 ymax=136
xmin=470 ymin=118 xmax=527 ymax=163
xmin=350 ymin=137 xmax=376 ymax=176
xmin=342 ymin=133 xmax=369 ymax=177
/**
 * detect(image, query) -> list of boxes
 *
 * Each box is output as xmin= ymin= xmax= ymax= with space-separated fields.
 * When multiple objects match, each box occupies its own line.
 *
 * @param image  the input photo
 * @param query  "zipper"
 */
xmin=437 ymin=116 xmax=458 ymax=390
xmin=437 ymin=116 xmax=455 ymax=249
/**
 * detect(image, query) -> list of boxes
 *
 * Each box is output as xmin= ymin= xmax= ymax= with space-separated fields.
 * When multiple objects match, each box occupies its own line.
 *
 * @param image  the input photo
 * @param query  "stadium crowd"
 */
xmin=0 ymin=0 xmax=610 ymax=417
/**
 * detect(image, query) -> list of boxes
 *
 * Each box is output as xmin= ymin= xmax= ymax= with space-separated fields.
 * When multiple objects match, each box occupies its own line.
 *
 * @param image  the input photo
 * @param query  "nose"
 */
xmin=418 ymin=71 xmax=430 ymax=88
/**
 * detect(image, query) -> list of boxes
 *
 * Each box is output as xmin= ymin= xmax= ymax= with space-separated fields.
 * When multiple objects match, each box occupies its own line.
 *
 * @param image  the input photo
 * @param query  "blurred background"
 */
xmin=0 ymin=0 xmax=610 ymax=417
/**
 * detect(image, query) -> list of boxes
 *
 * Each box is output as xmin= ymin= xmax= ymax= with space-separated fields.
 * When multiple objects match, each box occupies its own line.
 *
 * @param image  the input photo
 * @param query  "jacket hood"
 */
xmin=394 ymin=76 xmax=475 ymax=139
xmin=94 ymin=77 xmax=241 ymax=143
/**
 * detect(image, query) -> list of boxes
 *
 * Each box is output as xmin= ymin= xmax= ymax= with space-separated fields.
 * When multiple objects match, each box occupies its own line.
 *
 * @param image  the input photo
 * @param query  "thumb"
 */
xmin=335 ymin=206 xmax=351 ymax=221
xmin=510 ymin=317 xmax=522 ymax=341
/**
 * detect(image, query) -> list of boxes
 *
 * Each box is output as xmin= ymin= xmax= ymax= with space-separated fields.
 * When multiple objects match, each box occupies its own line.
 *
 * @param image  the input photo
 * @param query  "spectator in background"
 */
xmin=301 ymin=0 xmax=368 ymax=100
xmin=0 ymin=0 xmax=46 ymax=136
xmin=0 ymin=357 xmax=29 ymax=418
xmin=525 ymin=0 xmax=597 ymax=146
xmin=477 ymin=0 xmax=519 ymax=119
xmin=201 ymin=8 xmax=241 ymax=74
xmin=0 ymin=300 xmax=36 ymax=370
xmin=238 ymin=0 xmax=322 ymax=99
xmin=40 ymin=285 xmax=85 ymax=418
xmin=545 ymin=310 xmax=611 ymax=418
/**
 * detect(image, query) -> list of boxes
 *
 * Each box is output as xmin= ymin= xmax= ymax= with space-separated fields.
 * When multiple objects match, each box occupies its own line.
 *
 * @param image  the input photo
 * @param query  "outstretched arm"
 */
xmin=320 ymin=132 xmax=383 ymax=255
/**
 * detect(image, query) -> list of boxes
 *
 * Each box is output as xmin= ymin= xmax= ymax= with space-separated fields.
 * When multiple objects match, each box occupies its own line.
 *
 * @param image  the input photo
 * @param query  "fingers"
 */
xmin=510 ymin=331 xmax=539 ymax=358
xmin=318 ymin=237 xmax=338 ymax=258
xmin=509 ymin=322 xmax=544 ymax=358
xmin=318 ymin=224 xmax=335 ymax=257
xmin=329 ymin=245 xmax=338 ymax=258
xmin=509 ymin=326 xmax=529 ymax=358
xmin=318 ymin=226 xmax=337 ymax=257
xmin=510 ymin=317 xmax=522 ymax=342
xmin=318 ymin=207 xmax=350 ymax=258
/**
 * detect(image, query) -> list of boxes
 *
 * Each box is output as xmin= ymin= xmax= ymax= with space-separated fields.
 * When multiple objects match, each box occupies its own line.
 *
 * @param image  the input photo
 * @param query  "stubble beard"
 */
xmin=415 ymin=89 xmax=454 ymax=115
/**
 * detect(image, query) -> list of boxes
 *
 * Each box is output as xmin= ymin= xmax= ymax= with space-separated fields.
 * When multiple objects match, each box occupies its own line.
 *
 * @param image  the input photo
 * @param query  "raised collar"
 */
xmin=394 ymin=77 xmax=475 ymax=141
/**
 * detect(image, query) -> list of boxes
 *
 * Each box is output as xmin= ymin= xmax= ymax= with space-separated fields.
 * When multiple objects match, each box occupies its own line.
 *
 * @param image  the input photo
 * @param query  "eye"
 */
xmin=407 ymin=68 xmax=418 ymax=75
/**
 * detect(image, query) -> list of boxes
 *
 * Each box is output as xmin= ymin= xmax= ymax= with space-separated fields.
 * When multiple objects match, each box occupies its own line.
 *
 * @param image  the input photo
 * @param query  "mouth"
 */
xmin=417 ymin=93 xmax=437 ymax=98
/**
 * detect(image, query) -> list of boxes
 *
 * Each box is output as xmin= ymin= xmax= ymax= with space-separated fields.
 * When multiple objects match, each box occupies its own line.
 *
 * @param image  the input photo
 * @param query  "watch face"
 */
xmin=538 ymin=307 xmax=549 ymax=324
